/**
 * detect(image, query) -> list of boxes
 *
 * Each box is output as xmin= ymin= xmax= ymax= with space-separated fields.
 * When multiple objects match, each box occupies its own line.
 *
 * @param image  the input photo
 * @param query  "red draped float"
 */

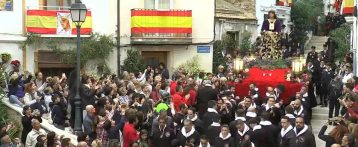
xmin=230 ymin=67 xmax=303 ymax=105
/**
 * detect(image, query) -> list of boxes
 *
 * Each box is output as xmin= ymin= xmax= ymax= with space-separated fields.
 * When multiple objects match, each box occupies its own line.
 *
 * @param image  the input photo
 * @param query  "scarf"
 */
xmin=294 ymin=125 xmax=308 ymax=136
xmin=181 ymin=126 xmax=196 ymax=138
xmin=280 ymin=125 xmax=293 ymax=137
xmin=294 ymin=106 xmax=304 ymax=116
xmin=253 ymin=125 xmax=262 ymax=131
xmin=235 ymin=116 xmax=246 ymax=122
xmin=259 ymin=120 xmax=272 ymax=126
xmin=207 ymin=108 xmax=218 ymax=114
xmin=246 ymin=112 xmax=257 ymax=118
xmin=211 ymin=122 xmax=221 ymax=127
xmin=285 ymin=114 xmax=295 ymax=119
xmin=238 ymin=124 xmax=250 ymax=136
xmin=188 ymin=114 xmax=198 ymax=122
xmin=219 ymin=132 xmax=232 ymax=140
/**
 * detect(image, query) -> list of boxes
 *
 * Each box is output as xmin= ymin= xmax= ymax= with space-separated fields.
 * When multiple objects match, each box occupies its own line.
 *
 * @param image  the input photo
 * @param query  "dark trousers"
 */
xmin=329 ymin=99 xmax=340 ymax=118
xmin=321 ymin=89 xmax=328 ymax=105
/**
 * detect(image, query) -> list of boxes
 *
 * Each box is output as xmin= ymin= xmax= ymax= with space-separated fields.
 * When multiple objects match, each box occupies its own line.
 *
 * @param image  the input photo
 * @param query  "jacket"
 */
xmin=8 ymin=75 xmax=32 ymax=98
xmin=197 ymin=86 xmax=218 ymax=117
xmin=318 ymin=125 xmax=336 ymax=147
xmin=172 ymin=93 xmax=188 ymax=112
xmin=289 ymin=125 xmax=316 ymax=147
xmin=123 ymin=122 xmax=139 ymax=147
xmin=150 ymin=125 xmax=175 ymax=147
xmin=176 ymin=127 xmax=200 ymax=146
xmin=278 ymin=125 xmax=295 ymax=147
xmin=214 ymin=133 xmax=235 ymax=147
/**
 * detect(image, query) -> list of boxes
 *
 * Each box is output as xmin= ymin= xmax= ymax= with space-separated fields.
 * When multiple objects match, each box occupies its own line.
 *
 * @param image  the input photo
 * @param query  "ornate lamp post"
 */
xmin=70 ymin=0 xmax=87 ymax=133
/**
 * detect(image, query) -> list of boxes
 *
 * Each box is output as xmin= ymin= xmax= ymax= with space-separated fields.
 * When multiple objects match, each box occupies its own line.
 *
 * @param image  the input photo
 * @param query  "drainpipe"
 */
xmin=117 ymin=0 xmax=121 ymax=75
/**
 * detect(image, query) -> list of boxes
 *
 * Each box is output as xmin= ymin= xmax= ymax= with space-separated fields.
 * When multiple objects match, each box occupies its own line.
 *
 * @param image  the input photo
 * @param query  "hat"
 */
xmin=155 ymin=103 xmax=169 ymax=113
xmin=10 ymin=60 xmax=20 ymax=66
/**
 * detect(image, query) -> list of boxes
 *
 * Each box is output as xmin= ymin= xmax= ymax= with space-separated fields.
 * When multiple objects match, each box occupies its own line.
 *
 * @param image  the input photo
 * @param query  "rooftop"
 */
xmin=216 ymin=0 xmax=256 ymax=20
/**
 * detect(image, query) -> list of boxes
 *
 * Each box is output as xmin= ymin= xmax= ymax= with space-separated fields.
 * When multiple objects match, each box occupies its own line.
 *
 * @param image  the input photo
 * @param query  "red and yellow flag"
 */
xmin=26 ymin=10 xmax=92 ymax=35
xmin=277 ymin=0 xmax=292 ymax=6
xmin=342 ymin=0 xmax=354 ymax=15
xmin=131 ymin=9 xmax=192 ymax=34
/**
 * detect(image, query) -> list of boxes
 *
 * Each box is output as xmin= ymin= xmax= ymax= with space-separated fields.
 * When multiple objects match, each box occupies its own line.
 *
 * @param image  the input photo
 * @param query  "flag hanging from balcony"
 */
xmin=26 ymin=10 xmax=92 ymax=35
xmin=131 ymin=9 xmax=192 ymax=35
xmin=277 ymin=0 xmax=292 ymax=6
xmin=342 ymin=0 xmax=354 ymax=15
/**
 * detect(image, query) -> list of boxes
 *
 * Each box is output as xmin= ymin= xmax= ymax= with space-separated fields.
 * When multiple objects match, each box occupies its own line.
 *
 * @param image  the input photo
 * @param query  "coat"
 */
xmin=123 ymin=122 xmax=139 ymax=147
xmin=278 ymin=126 xmax=295 ymax=147
xmin=214 ymin=133 xmax=235 ymax=147
xmin=289 ymin=125 xmax=316 ymax=147
xmin=318 ymin=125 xmax=336 ymax=147
xmin=176 ymin=127 xmax=200 ymax=146
xmin=197 ymin=86 xmax=218 ymax=117
xmin=150 ymin=126 xmax=175 ymax=147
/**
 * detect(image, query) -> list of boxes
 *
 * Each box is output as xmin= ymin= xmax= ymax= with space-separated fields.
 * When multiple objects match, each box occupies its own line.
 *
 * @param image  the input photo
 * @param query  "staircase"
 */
xmin=304 ymin=36 xmax=329 ymax=57
xmin=311 ymin=106 xmax=333 ymax=147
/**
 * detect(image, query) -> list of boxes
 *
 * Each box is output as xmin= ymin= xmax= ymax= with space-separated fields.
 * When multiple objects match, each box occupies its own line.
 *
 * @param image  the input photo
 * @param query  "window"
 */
xmin=144 ymin=0 xmax=173 ymax=9
xmin=43 ymin=0 xmax=74 ymax=10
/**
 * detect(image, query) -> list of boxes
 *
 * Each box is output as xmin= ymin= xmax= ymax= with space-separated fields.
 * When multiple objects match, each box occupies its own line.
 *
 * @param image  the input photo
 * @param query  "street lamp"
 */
xmin=70 ymin=0 xmax=87 ymax=133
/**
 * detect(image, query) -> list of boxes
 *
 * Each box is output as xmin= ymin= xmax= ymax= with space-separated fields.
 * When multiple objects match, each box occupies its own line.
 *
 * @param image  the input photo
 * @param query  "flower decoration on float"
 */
xmin=1 ymin=53 xmax=11 ymax=63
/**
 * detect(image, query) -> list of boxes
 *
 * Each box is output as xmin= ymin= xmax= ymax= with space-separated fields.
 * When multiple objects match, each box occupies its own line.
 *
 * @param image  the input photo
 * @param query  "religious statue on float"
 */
xmin=260 ymin=10 xmax=282 ymax=60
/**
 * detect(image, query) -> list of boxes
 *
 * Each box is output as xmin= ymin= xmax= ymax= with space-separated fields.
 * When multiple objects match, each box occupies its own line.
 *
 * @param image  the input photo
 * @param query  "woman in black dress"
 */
xmin=21 ymin=105 xmax=33 ymax=144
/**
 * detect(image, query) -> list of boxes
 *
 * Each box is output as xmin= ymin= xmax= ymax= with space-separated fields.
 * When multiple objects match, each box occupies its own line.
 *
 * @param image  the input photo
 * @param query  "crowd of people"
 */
xmin=0 ymin=38 xmax=357 ymax=147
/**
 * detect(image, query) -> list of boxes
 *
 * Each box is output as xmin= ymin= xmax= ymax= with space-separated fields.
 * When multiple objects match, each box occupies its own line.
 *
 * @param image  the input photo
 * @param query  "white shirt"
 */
xmin=26 ymin=128 xmax=46 ymax=147
xmin=342 ymin=72 xmax=353 ymax=84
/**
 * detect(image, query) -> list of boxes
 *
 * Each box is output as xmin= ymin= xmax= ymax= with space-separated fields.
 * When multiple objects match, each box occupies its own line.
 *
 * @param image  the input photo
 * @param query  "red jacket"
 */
xmin=123 ymin=122 xmax=139 ymax=147
xmin=172 ymin=92 xmax=188 ymax=112
xmin=170 ymin=81 xmax=177 ymax=95
xmin=187 ymin=89 xmax=197 ymax=106
xmin=347 ymin=102 xmax=358 ymax=120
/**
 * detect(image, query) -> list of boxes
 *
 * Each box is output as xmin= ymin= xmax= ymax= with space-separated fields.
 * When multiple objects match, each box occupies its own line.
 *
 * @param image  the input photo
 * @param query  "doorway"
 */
xmin=141 ymin=51 xmax=167 ymax=68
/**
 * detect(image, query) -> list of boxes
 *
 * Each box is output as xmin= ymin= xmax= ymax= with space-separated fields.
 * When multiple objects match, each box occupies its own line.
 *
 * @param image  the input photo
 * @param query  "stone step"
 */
xmin=312 ymin=113 xmax=329 ymax=120
xmin=312 ymin=107 xmax=329 ymax=114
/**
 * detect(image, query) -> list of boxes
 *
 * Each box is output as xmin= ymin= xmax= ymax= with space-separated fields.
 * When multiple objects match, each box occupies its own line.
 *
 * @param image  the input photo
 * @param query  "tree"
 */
xmin=329 ymin=24 xmax=350 ymax=61
xmin=239 ymin=31 xmax=252 ymax=57
xmin=291 ymin=0 xmax=324 ymax=44
xmin=213 ymin=40 xmax=226 ymax=73
xmin=123 ymin=49 xmax=145 ymax=73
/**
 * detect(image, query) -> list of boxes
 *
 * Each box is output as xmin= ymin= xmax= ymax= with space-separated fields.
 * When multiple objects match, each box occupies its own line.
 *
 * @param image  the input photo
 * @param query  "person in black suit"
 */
xmin=321 ymin=63 xmax=335 ymax=107
xmin=306 ymin=46 xmax=318 ymax=63
xmin=214 ymin=124 xmax=235 ymax=147
xmin=248 ymin=117 xmax=270 ymax=147
xmin=278 ymin=116 xmax=295 ymax=147
xmin=203 ymin=100 xmax=220 ymax=129
xmin=206 ymin=114 xmax=221 ymax=145
xmin=282 ymin=45 xmax=291 ymax=59
xmin=176 ymin=119 xmax=201 ymax=147
xmin=229 ymin=109 xmax=246 ymax=135
xmin=21 ymin=105 xmax=33 ymax=145
xmin=233 ymin=119 xmax=252 ymax=147
xmin=150 ymin=116 xmax=175 ymax=147
xmin=259 ymin=112 xmax=280 ymax=147
xmin=197 ymin=80 xmax=218 ymax=118
xmin=187 ymin=107 xmax=204 ymax=134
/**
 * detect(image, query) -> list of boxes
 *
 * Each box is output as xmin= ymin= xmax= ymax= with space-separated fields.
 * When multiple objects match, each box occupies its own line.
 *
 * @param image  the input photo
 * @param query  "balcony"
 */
xmin=131 ymin=9 xmax=192 ymax=44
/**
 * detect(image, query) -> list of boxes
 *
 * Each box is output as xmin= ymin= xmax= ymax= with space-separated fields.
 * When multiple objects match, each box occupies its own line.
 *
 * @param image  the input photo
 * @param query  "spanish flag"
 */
xmin=342 ymin=0 xmax=354 ymax=15
xmin=131 ymin=9 xmax=192 ymax=34
xmin=26 ymin=10 xmax=92 ymax=35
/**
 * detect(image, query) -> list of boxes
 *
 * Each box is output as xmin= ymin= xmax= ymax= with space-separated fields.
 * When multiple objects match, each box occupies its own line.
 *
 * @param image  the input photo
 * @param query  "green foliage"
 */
xmin=245 ymin=59 xmax=291 ymax=69
xmin=291 ymin=0 xmax=324 ymax=44
xmin=176 ymin=56 xmax=203 ymax=76
xmin=329 ymin=24 xmax=351 ymax=61
xmin=123 ymin=49 xmax=145 ymax=73
xmin=23 ymin=33 xmax=115 ymax=70
xmin=212 ymin=40 xmax=227 ymax=73
xmin=0 ymin=66 xmax=21 ymax=139
xmin=222 ymin=34 xmax=237 ymax=55
xmin=239 ymin=31 xmax=252 ymax=57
